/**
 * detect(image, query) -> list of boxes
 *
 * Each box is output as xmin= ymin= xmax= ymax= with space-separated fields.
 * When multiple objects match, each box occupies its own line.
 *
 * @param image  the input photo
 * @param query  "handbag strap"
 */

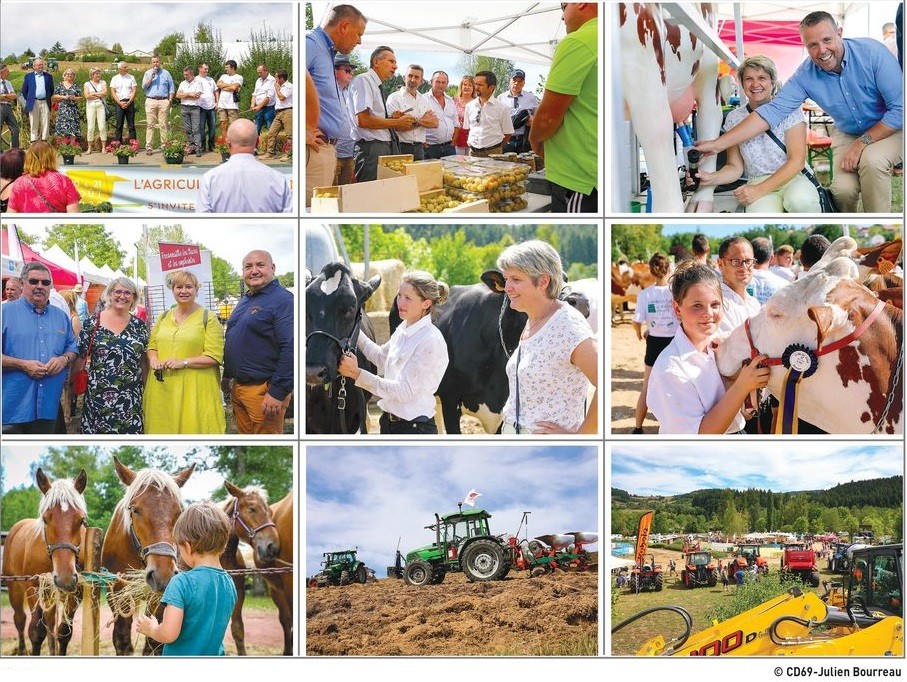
xmin=84 ymin=313 xmax=100 ymax=367
xmin=24 ymin=175 xmax=66 ymax=212
xmin=514 ymin=345 xmax=521 ymax=435
xmin=750 ymin=105 xmax=822 ymax=188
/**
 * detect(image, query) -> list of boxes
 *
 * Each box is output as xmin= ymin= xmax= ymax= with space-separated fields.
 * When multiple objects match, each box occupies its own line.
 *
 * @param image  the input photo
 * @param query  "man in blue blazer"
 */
xmin=20 ymin=58 xmax=54 ymax=141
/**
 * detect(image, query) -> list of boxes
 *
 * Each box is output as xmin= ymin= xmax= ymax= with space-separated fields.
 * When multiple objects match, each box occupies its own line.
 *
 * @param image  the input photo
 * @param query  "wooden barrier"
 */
xmin=81 ymin=527 xmax=103 ymax=655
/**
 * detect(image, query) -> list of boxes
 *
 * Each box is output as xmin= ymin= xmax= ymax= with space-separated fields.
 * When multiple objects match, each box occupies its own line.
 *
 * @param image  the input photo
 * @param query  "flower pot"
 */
xmin=62 ymin=155 xmax=75 ymax=165
xmin=221 ymin=153 xmax=230 ymax=163
xmin=117 ymin=156 xmax=129 ymax=165
xmin=165 ymin=154 xmax=184 ymax=165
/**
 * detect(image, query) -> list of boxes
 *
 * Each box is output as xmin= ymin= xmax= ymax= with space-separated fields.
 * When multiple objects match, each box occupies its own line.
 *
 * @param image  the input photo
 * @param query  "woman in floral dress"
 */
xmin=77 ymin=277 xmax=149 ymax=434
xmin=53 ymin=69 xmax=83 ymax=140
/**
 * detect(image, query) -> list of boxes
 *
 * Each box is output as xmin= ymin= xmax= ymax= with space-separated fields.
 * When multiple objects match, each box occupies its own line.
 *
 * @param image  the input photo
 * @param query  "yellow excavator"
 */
xmin=613 ymin=543 xmax=903 ymax=656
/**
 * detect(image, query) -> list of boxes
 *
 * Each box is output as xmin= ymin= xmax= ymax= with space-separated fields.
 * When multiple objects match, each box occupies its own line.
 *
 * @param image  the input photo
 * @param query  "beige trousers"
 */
xmin=144 ymin=98 xmax=171 ymax=149
xmin=830 ymin=127 xmax=903 ymax=213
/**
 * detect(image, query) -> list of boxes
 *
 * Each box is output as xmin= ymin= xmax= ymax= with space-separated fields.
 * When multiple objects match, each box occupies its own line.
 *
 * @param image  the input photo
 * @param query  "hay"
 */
xmin=106 ymin=570 xmax=162 ymax=618
xmin=33 ymin=572 xmax=82 ymax=626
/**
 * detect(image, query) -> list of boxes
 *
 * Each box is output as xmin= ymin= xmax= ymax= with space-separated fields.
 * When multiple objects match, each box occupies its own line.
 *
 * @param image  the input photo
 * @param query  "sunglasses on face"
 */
xmin=339 ymin=67 xmax=353 ymax=74
xmin=28 ymin=278 xmax=52 ymax=286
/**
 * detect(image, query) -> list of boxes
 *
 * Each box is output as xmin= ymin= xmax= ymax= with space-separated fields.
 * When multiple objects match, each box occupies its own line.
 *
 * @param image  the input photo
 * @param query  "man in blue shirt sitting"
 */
xmin=223 ymin=250 xmax=294 ymax=434
xmin=2 ymin=262 xmax=78 ymax=434
xmin=698 ymin=11 xmax=903 ymax=213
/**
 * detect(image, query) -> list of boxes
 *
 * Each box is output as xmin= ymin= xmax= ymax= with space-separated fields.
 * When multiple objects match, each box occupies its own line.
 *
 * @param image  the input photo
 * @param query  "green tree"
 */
xmin=43 ymin=224 xmax=125 ymax=270
xmin=175 ymin=27 xmax=226 ymax=78
xmin=810 ymin=224 xmax=845 ymax=242
xmin=133 ymin=223 xmax=191 ymax=279
xmin=276 ymin=270 xmax=294 ymax=288
xmin=0 ymin=487 xmax=42 ymax=531
xmin=611 ymin=224 xmax=663 ymax=262
xmin=154 ymin=32 xmax=184 ymax=59
xmin=207 ymin=253 xmax=240 ymax=299
xmin=192 ymin=446 xmax=293 ymax=502
xmin=455 ymin=54 xmax=516 ymax=95
xmin=194 ymin=22 xmax=215 ymax=43
xmin=76 ymin=36 xmax=108 ymax=54
xmin=111 ymin=42 xmax=124 ymax=55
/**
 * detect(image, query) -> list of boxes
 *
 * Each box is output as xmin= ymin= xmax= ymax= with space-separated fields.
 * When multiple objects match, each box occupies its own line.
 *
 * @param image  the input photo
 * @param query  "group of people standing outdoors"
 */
xmin=1 ymin=250 xmax=293 ymax=436
xmin=306 ymin=3 xmax=598 ymax=212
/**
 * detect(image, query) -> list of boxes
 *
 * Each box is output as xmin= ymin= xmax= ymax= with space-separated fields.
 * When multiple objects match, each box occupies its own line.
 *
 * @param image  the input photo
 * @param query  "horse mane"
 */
xmin=240 ymin=484 xmax=269 ymax=504
xmin=114 ymin=468 xmax=185 ymax=533
xmin=32 ymin=478 xmax=88 ymax=538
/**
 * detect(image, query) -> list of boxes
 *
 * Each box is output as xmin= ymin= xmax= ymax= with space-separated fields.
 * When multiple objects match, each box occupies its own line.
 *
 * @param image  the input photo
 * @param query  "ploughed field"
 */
xmin=306 ymin=568 xmax=598 ymax=656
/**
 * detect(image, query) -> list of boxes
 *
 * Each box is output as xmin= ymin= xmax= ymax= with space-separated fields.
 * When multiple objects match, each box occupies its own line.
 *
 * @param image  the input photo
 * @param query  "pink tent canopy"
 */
xmin=17 ymin=241 xmax=79 ymax=287
xmin=717 ymin=19 xmax=808 ymax=80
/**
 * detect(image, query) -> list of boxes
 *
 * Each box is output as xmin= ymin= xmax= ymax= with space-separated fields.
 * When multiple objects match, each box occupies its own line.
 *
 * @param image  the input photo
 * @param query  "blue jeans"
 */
xmin=200 ymin=107 xmax=216 ymax=150
xmin=255 ymin=106 xmax=276 ymax=135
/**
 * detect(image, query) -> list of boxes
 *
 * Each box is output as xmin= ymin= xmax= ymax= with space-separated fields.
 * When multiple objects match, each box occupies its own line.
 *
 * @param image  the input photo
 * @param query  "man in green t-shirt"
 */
xmin=529 ymin=3 xmax=598 ymax=213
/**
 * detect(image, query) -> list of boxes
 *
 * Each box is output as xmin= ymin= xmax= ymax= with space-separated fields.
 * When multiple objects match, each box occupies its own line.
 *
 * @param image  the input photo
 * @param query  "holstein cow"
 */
xmin=716 ymin=241 xmax=903 ymax=435
xmin=619 ymin=2 xmax=722 ymax=212
xmin=305 ymin=262 xmax=380 ymax=434
xmin=424 ymin=270 xmax=592 ymax=435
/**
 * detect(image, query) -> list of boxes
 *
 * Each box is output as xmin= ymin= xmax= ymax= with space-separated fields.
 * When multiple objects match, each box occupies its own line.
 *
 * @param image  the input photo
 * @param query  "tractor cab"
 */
xmin=848 ymin=544 xmax=902 ymax=618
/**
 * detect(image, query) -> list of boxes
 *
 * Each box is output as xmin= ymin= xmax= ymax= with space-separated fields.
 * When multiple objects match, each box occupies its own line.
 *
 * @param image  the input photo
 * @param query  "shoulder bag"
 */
xmin=763 ymin=127 xmax=838 ymax=213
xmin=73 ymin=314 xmax=100 ymax=395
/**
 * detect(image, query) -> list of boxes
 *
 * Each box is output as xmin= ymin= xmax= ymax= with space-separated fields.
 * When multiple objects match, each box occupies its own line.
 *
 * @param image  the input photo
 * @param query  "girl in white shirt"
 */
xmin=338 ymin=270 xmax=449 ymax=434
xmin=647 ymin=261 xmax=769 ymax=434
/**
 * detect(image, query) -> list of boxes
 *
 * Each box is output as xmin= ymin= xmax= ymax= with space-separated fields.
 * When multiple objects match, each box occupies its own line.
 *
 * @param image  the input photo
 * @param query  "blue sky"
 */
xmin=306 ymin=444 xmax=599 ymax=578
xmin=610 ymin=443 xmax=903 ymax=497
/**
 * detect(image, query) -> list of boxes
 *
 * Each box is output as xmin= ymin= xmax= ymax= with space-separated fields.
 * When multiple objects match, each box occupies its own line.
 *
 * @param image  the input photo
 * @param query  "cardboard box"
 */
xmin=378 ymin=155 xmax=443 ymax=192
xmin=410 ymin=188 xmax=489 ymax=213
xmin=311 ymin=175 xmax=420 ymax=213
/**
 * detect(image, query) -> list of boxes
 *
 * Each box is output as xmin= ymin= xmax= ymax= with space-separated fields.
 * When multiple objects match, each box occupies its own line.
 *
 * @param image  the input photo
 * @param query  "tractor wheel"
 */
xmin=654 ymin=573 xmax=664 ymax=591
xmin=403 ymin=561 xmax=434 ymax=587
xmin=530 ymin=566 xmax=548 ymax=578
xmin=430 ymin=568 xmax=447 ymax=585
xmin=708 ymin=572 xmax=717 ymax=588
xmin=355 ymin=565 xmax=368 ymax=584
xmin=630 ymin=575 xmax=640 ymax=593
xmin=340 ymin=569 xmax=351 ymax=586
xmin=461 ymin=539 xmax=508 ymax=582
xmin=680 ymin=571 xmax=689 ymax=588
xmin=810 ymin=570 xmax=821 ymax=588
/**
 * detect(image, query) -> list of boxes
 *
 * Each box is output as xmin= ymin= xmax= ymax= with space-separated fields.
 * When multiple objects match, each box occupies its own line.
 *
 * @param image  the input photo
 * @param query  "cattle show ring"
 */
xmin=611 ymin=2 xmax=902 ymax=214
xmin=610 ymin=223 xmax=903 ymax=435
xmin=305 ymin=223 xmax=599 ymax=435
xmin=0 ymin=446 xmax=294 ymax=656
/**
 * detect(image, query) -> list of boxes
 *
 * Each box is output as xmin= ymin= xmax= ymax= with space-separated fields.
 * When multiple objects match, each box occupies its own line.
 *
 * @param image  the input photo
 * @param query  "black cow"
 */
xmin=305 ymin=262 xmax=381 ymax=434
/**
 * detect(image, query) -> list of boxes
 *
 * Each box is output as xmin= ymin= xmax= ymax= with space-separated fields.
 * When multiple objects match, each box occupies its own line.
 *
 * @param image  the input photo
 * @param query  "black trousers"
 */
xmin=379 ymin=412 xmax=438 ymax=435
xmin=0 ymin=104 xmax=19 ymax=149
xmin=550 ymin=183 xmax=598 ymax=213
xmin=115 ymin=101 xmax=137 ymax=143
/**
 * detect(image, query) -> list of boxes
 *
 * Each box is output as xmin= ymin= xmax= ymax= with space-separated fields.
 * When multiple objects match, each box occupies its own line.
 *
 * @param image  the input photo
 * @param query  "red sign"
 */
xmin=159 ymin=242 xmax=201 ymax=271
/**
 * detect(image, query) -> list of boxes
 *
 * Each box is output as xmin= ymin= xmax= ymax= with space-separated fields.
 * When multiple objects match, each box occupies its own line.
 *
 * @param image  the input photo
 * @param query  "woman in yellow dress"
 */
xmin=144 ymin=270 xmax=226 ymax=434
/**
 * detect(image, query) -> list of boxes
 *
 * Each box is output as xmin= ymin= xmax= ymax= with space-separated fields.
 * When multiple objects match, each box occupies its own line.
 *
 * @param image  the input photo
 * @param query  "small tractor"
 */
xmin=680 ymin=550 xmax=718 ymax=589
xmin=728 ymin=543 xmax=769 ymax=579
xmin=308 ymin=549 xmax=370 ymax=587
xmin=614 ymin=543 xmax=904 ymax=656
xmin=780 ymin=543 xmax=821 ymax=587
xmin=629 ymin=553 xmax=664 ymax=592
xmin=391 ymin=506 xmax=595 ymax=586
xmin=828 ymin=541 xmax=852 ymax=573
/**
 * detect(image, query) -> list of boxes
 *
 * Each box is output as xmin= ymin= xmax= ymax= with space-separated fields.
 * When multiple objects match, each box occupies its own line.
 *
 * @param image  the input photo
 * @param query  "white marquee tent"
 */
xmin=308 ymin=2 xmax=569 ymax=65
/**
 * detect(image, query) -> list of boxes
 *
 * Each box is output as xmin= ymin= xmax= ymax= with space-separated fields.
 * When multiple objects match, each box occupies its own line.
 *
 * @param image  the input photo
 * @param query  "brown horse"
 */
xmin=101 ymin=456 xmax=194 ymax=656
xmin=219 ymin=481 xmax=281 ymax=655
xmin=267 ymin=492 xmax=294 ymax=655
xmin=2 ymin=468 xmax=88 ymax=655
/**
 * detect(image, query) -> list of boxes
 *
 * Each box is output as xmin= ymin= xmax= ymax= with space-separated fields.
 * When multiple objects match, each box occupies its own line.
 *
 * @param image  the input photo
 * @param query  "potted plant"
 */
xmin=161 ymin=137 xmax=189 ymax=164
xmin=106 ymin=139 xmax=140 ymax=164
xmin=214 ymin=137 xmax=230 ymax=163
xmin=53 ymin=136 xmax=82 ymax=165
xmin=280 ymin=138 xmax=292 ymax=162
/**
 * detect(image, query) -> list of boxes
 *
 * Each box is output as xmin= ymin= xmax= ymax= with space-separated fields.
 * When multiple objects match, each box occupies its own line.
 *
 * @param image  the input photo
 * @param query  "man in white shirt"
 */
xmin=251 ymin=64 xmax=276 ymax=136
xmin=109 ymin=61 xmax=138 ymax=144
xmin=385 ymin=64 xmax=437 ymax=160
xmin=263 ymin=69 xmax=293 ymax=160
xmin=422 ymin=70 xmax=458 ymax=159
xmin=769 ymin=244 xmax=797 ymax=282
xmin=750 ymin=237 xmax=790 ymax=305
xmin=717 ymin=236 xmax=761 ymax=333
xmin=0 ymin=64 xmax=20 ymax=149
xmin=197 ymin=62 xmax=218 ymax=153
xmin=462 ymin=70 xmax=513 ymax=157
xmin=176 ymin=66 xmax=204 ymax=156
xmin=216 ymin=59 xmax=243 ymax=138
xmin=497 ymin=69 xmax=539 ymax=153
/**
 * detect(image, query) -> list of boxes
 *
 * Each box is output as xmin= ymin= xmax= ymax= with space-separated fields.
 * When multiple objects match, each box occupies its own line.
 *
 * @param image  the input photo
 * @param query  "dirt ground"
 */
xmin=1 ymin=600 xmax=284 ymax=656
xmin=306 ymin=570 xmax=598 ymax=656
xmin=610 ymin=316 xmax=656 ymax=434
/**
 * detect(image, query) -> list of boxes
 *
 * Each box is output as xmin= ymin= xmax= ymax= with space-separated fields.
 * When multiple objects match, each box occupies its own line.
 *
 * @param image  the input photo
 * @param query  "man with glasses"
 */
xmin=463 ymin=71 xmax=513 ymax=157
xmin=716 ymin=236 xmax=760 ymax=333
xmin=497 ymin=69 xmax=538 ymax=153
xmin=1 ymin=262 xmax=78 ymax=434
xmin=21 ymin=58 xmax=54 ymax=142
xmin=306 ymin=4 xmax=368 ymax=202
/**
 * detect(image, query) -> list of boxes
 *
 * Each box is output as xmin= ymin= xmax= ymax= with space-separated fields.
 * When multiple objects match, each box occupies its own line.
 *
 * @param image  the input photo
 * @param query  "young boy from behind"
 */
xmin=136 ymin=501 xmax=237 ymax=655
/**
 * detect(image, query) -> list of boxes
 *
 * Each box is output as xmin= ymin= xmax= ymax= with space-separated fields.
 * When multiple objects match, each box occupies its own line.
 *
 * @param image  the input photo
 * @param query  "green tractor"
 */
xmin=308 ymin=549 xmax=369 ymax=587
xmin=399 ymin=507 xmax=516 ymax=586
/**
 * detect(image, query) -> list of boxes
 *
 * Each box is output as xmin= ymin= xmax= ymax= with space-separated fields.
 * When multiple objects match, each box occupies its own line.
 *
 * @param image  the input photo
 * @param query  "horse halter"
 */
xmin=127 ymin=505 xmax=178 ymax=561
xmin=306 ymin=305 xmax=364 ymax=433
xmin=232 ymin=501 xmax=276 ymax=542
xmin=44 ymin=521 xmax=85 ymax=561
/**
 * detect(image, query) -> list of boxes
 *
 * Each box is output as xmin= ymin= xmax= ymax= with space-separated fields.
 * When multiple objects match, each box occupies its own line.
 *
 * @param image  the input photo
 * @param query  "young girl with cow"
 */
xmin=497 ymin=240 xmax=598 ymax=435
xmin=337 ymin=270 xmax=449 ymax=435
xmin=646 ymin=260 xmax=770 ymax=434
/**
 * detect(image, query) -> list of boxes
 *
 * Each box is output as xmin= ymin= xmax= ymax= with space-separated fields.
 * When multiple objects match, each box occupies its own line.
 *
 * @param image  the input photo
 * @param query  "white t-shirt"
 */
xmin=216 ymin=73 xmax=243 ymax=110
xmin=177 ymin=78 xmax=204 ymax=107
xmin=274 ymin=81 xmax=293 ymax=110
xmin=750 ymin=268 xmax=790 ymax=305
xmin=253 ymin=74 xmax=276 ymax=107
xmin=502 ymin=304 xmax=593 ymax=433
xmin=386 ymin=87 xmax=433 ymax=143
xmin=110 ymin=73 xmax=137 ymax=101
xmin=198 ymin=76 xmax=217 ymax=110
xmin=633 ymin=284 xmax=678 ymax=338
xmin=647 ymin=326 xmax=746 ymax=434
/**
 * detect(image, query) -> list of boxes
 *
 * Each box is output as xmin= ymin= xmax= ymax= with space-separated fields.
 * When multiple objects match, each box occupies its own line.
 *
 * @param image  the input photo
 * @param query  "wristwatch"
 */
xmin=859 ymin=133 xmax=873 ymax=145
xmin=182 ymin=360 xmax=189 ymax=369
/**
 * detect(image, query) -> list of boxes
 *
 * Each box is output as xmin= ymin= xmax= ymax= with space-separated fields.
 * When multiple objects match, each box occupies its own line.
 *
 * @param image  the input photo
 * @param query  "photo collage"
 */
xmin=0 ymin=0 xmax=903 ymax=675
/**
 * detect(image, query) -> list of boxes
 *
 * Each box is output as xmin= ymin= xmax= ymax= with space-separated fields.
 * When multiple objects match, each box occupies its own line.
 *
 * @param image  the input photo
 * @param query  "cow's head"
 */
xmin=306 ymin=262 xmax=381 ymax=385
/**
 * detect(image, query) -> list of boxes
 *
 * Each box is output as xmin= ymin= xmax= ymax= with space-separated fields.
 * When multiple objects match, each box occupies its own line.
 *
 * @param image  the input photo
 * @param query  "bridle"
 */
xmin=498 ymin=296 xmax=518 ymax=358
xmin=44 ymin=520 xmax=85 ymax=563
xmin=232 ymin=499 xmax=277 ymax=542
xmin=127 ymin=505 xmax=178 ymax=561
xmin=306 ymin=304 xmax=364 ymax=434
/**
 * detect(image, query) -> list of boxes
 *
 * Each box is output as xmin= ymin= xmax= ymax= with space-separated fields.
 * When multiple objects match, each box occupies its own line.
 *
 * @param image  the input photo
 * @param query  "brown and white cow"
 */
xmin=716 ymin=244 xmax=903 ymax=434
xmin=618 ymin=3 xmax=723 ymax=213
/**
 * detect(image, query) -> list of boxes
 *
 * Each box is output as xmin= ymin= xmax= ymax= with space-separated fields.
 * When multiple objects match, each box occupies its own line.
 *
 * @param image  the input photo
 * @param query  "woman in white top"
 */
xmin=338 ymin=270 xmax=450 ymax=434
xmin=632 ymin=253 xmax=677 ymax=434
xmin=646 ymin=261 xmax=769 ymax=434
xmin=696 ymin=55 xmax=820 ymax=213
xmin=498 ymin=240 xmax=598 ymax=434
xmin=83 ymin=67 xmax=108 ymax=154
